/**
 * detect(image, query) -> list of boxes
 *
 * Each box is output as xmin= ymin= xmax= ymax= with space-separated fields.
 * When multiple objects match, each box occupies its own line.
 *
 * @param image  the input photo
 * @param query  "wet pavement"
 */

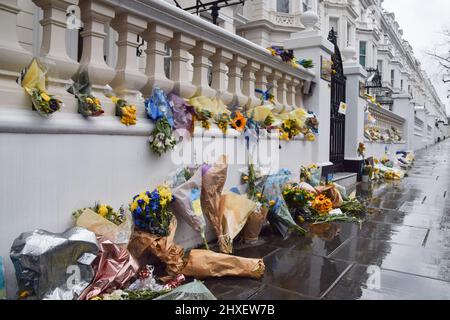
xmin=204 ymin=140 xmax=450 ymax=300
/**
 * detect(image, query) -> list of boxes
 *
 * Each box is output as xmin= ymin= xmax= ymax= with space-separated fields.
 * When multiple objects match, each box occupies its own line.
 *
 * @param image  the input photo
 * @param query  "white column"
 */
xmin=286 ymin=76 xmax=298 ymax=109
xmin=294 ymin=78 xmax=304 ymax=109
xmin=167 ymin=33 xmax=197 ymax=99
xmin=211 ymin=48 xmax=233 ymax=105
xmin=0 ymin=0 xmax=32 ymax=109
xmin=392 ymin=93 xmax=414 ymax=150
xmin=33 ymin=0 xmax=79 ymax=112
xmin=79 ymin=0 xmax=115 ymax=110
xmin=141 ymin=23 xmax=174 ymax=96
xmin=242 ymin=60 xmax=261 ymax=108
xmin=190 ymin=41 xmax=216 ymax=98
xmin=110 ymin=12 xmax=147 ymax=115
xmin=255 ymin=65 xmax=272 ymax=103
xmin=285 ymin=10 xmax=333 ymax=166
xmin=227 ymin=54 xmax=248 ymax=108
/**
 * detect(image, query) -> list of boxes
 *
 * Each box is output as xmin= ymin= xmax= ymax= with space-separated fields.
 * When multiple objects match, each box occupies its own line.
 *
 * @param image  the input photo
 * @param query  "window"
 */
xmin=401 ymin=79 xmax=404 ymax=91
xmin=277 ymin=0 xmax=290 ymax=13
xmin=391 ymin=69 xmax=395 ymax=87
xmin=377 ymin=60 xmax=383 ymax=81
xmin=347 ymin=23 xmax=351 ymax=46
xmin=359 ymin=41 xmax=367 ymax=68
xmin=329 ymin=17 xmax=338 ymax=36
xmin=302 ymin=0 xmax=310 ymax=12
xmin=164 ymin=45 xmax=171 ymax=79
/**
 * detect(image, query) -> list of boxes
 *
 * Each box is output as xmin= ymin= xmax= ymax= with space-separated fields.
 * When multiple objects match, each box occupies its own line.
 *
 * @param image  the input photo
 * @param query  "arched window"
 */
xmin=277 ymin=0 xmax=290 ymax=13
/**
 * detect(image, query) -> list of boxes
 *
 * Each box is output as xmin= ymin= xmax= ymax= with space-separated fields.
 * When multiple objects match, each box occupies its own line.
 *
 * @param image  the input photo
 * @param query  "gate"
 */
xmin=328 ymin=29 xmax=346 ymax=172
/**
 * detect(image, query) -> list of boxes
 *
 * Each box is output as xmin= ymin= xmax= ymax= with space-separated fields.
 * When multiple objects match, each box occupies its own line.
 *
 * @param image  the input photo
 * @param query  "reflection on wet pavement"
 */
xmin=204 ymin=140 xmax=450 ymax=300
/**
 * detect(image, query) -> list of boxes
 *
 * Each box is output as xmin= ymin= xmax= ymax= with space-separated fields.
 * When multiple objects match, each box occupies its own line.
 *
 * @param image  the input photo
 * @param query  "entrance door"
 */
xmin=328 ymin=29 xmax=346 ymax=172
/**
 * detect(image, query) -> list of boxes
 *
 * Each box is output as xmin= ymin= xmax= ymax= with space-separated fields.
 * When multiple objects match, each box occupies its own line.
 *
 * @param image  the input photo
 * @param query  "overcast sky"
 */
xmin=383 ymin=0 xmax=450 ymax=116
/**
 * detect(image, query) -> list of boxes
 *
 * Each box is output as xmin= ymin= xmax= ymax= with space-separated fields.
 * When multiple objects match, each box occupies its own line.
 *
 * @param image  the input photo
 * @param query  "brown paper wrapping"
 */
xmin=201 ymin=155 xmax=228 ymax=250
xmin=79 ymin=238 xmax=139 ymax=300
xmin=242 ymin=206 xmax=269 ymax=243
xmin=75 ymin=208 xmax=132 ymax=246
xmin=218 ymin=193 xmax=257 ymax=253
xmin=315 ymin=184 xmax=343 ymax=208
xmin=182 ymin=249 xmax=265 ymax=279
xmin=127 ymin=217 xmax=185 ymax=276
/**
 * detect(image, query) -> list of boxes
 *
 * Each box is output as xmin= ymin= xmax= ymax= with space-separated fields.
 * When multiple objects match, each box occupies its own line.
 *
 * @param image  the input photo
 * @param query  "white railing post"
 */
xmin=287 ymin=76 xmax=297 ymax=109
xmin=242 ymin=60 xmax=261 ymax=108
xmin=294 ymin=78 xmax=304 ymax=108
xmin=168 ymin=33 xmax=197 ymax=99
xmin=0 ymin=0 xmax=32 ymax=109
xmin=267 ymin=70 xmax=282 ymax=107
xmin=227 ymin=54 xmax=248 ymax=108
xmin=211 ymin=48 xmax=233 ymax=105
xmin=277 ymin=74 xmax=290 ymax=110
xmin=110 ymin=12 xmax=147 ymax=114
xmin=141 ymin=23 xmax=174 ymax=96
xmin=33 ymin=0 xmax=80 ymax=112
xmin=190 ymin=41 xmax=216 ymax=98
xmin=79 ymin=0 xmax=115 ymax=111
xmin=255 ymin=65 xmax=272 ymax=102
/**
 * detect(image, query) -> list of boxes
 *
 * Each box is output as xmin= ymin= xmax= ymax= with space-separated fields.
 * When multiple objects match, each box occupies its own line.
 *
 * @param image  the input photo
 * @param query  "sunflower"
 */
xmin=312 ymin=194 xmax=333 ymax=216
xmin=231 ymin=112 xmax=247 ymax=132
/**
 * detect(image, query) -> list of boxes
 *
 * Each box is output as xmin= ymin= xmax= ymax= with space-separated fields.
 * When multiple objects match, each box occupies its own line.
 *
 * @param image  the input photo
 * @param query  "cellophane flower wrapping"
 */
xmin=145 ymin=87 xmax=174 ymax=126
xmin=75 ymin=208 xmax=133 ymax=247
xmin=200 ymin=155 xmax=228 ymax=250
xmin=182 ymin=249 xmax=265 ymax=280
xmin=20 ymin=58 xmax=62 ymax=116
xmin=67 ymin=67 xmax=104 ymax=117
xmin=315 ymin=184 xmax=344 ymax=209
xmin=260 ymin=169 xmax=306 ymax=238
xmin=78 ymin=238 xmax=139 ymax=300
xmin=169 ymin=167 xmax=209 ymax=248
xmin=128 ymin=217 xmax=185 ymax=276
xmin=168 ymin=93 xmax=194 ymax=133
xmin=10 ymin=227 xmax=99 ymax=300
xmin=218 ymin=193 xmax=257 ymax=254
xmin=154 ymin=280 xmax=216 ymax=300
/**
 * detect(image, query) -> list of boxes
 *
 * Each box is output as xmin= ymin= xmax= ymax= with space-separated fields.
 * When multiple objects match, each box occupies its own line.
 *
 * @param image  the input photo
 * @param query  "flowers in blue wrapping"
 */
xmin=255 ymin=85 xmax=275 ymax=105
xmin=145 ymin=87 xmax=174 ymax=127
xmin=130 ymin=185 xmax=173 ymax=236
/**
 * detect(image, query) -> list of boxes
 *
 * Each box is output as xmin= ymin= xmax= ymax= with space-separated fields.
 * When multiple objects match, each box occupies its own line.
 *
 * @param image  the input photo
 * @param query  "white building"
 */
xmin=0 ymin=0 xmax=448 ymax=297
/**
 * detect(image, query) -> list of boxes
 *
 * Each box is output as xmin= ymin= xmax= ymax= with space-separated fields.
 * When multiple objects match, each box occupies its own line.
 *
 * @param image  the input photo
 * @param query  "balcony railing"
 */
xmin=269 ymin=11 xmax=301 ymax=28
xmin=0 ymin=0 xmax=315 ymax=134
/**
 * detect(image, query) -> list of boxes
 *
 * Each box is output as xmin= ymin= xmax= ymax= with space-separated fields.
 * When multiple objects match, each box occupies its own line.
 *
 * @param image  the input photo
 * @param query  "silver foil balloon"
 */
xmin=10 ymin=227 xmax=99 ymax=300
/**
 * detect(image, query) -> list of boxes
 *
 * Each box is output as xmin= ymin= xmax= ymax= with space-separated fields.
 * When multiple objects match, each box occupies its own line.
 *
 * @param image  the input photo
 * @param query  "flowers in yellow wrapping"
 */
xmin=231 ymin=112 xmax=247 ymax=132
xmin=312 ymin=194 xmax=333 ymax=216
xmin=40 ymin=92 xmax=51 ymax=102
xmin=120 ymin=105 xmax=137 ymax=126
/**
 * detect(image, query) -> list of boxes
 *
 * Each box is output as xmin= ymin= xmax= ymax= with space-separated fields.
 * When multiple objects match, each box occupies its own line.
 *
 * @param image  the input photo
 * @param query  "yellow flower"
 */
xmin=231 ymin=112 xmax=247 ymax=132
xmin=139 ymin=192 xmax=150 ymax=205
xmin=130 ymin=201 xmax=138 ymax=212
xmin=86 ymin=97 xmax=94 ymax=104
xmin=306 ymin=132 xmax=316 ymax=142
xmin=121 ymin=105 xmax=137 ymax=126
xmin=269 ymin=200 xmax=276 ymax=206
xmin=280 ymin=131 xmax=290 ymax=141
xmin=256 ymin=193 xmax=262 ymax=198
xmin=94 ymin=98 xmax=101 ymax=106
xmin=40 ymin=92 xmax=51 ymax=102
xmin=312 ymin=194 xmax=333 ymax=216
xmin=98 ymin=205 xmax=108 ymax=218
xmin=111 ymin=96 xmax=120 ymax=104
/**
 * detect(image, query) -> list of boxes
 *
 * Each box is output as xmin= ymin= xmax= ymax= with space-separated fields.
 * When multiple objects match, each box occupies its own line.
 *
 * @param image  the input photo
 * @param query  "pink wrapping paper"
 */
xmin=79 ymin=238 xmax=139 ymax=300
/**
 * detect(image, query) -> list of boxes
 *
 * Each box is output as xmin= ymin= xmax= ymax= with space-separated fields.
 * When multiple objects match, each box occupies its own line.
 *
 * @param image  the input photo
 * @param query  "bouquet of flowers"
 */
xmin=112 ymin=97 xmax=137 ymax=126
xmin=283 ymin=183 xmax=315 ymax=209
xmin=267 ymin=46 xmax=314 ymax=69
xmin=128 ymin=185 xmax=185 ymax=276
xmin=300 ymin=164 xmax=322 ymax=187
xmin=311 ymin=194 xmax=333 ymax=216
xmin=146 ymin=87 xmax=177 ymax=156
xmin=73 ymin=203 xmax=132 ymax=246
xmin=19 ymin=58 xmax=63 ymax=116
xmin=67 ymin=67 xmax=104 ymax=117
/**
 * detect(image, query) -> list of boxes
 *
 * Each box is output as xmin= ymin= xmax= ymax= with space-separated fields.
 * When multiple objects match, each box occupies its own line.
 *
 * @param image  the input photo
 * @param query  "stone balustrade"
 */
xmin=368 ymin=103 xmax=406 ymax=143
xmin=0 ymin=0 xmax=315 ymax=133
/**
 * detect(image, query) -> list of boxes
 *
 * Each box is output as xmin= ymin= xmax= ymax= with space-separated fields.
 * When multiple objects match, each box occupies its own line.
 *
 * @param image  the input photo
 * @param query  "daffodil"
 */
xmin=98 ymin=205 xmax=108 ymax=218
xmin=306 ymin=132 xmax=316 ymax=142
xmin=40 ymin=92 xmax=51 ymax=102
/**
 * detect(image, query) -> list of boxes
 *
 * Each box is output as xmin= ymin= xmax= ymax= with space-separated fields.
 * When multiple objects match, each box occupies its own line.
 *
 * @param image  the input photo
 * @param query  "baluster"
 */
xmin=79 ymin=0 xmax=115 ymax=112
xmin=277 ymin=74 xmax=290 ymax=110
xmin=255 ymin=65 xmax=272 ymax=105
xmin=168 ymin=33 xmax=197 ymax=99
xmin=211 ymin=48 xmax=233 ymax=105
xmin=33 ymin=0 xmax=79 ymax=112
xmin=287 ymin=76 xmax=297 ymax=109
xmin=110 ymin=12 xmax=147 ymax=116
xmin=242 ymin=60 xmax=261 ymax=108
xmin=0 ymin=0 xmax=32 ymax=109
xmin=141 ymin=23 xmax=174 ymax=96
xmin=190 ymin=41 xmax=216 ymax=98
xmin=295 ymin=78 xmax=304 ymax=108
xmin=227 ymin=54 xmax=248 ymax=109
xmin=267 ymin=70 xmax=282 ymax=109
